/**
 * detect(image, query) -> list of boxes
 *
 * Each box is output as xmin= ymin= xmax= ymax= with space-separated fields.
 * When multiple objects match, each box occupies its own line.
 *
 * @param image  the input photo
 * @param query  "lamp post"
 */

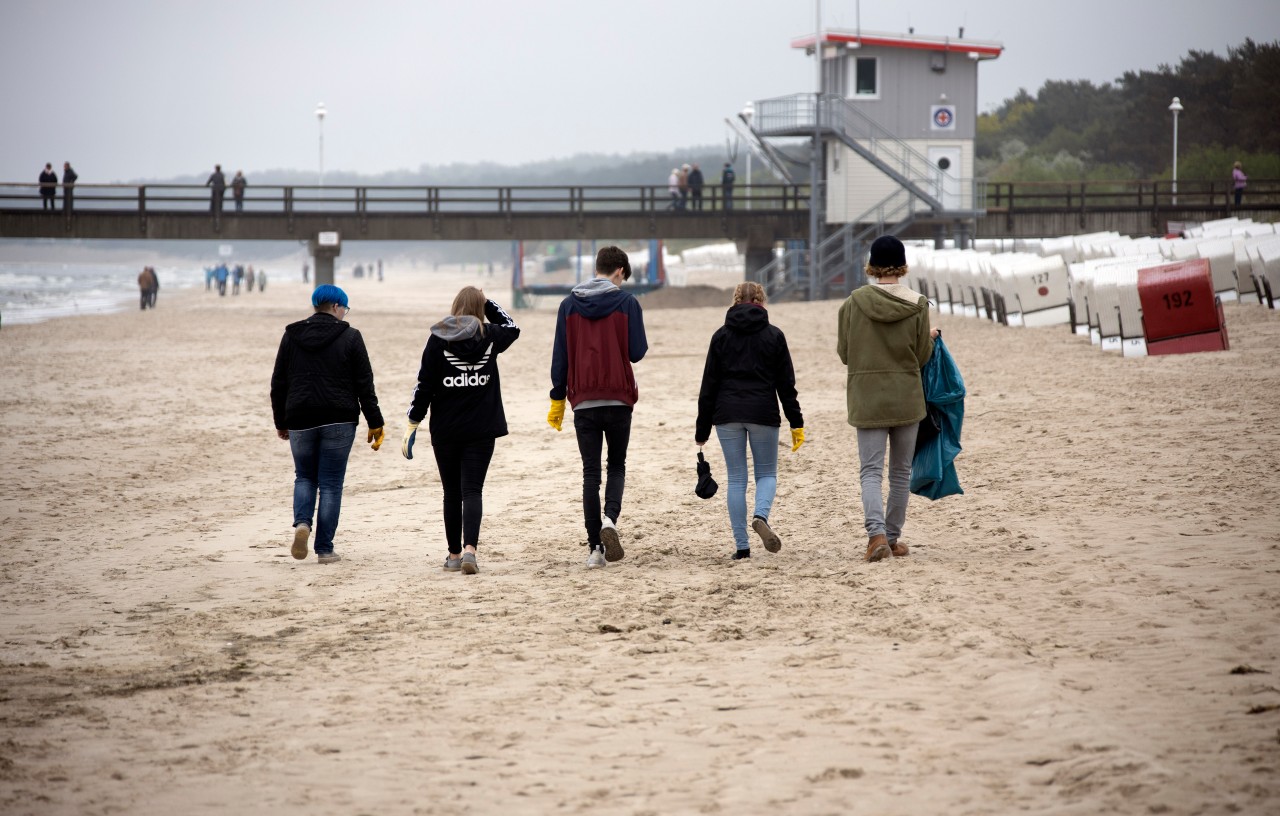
xmin=1168 ymin=96 xmax=1183 ymax=206
xmin=740 ymin=102 xmax=754 ymax=210
xmin=315 ymin=102 xmax=327 ymax=193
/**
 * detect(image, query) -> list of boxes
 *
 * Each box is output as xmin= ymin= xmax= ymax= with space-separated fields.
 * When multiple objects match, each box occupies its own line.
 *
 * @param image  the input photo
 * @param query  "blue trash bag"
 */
xmin=910 ymin=335 xmax=965 ymax=500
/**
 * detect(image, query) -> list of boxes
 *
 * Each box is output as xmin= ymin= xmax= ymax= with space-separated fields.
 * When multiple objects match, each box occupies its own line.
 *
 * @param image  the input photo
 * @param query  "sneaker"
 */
xmin=731 ymin=548 xmax=752 ymax=560
xmin=585 ymin=547 xmax=606 ymax=569
xmin=751 ymin=516 xmax=782 ymax=553
xmin=461 ymin=551 xmax=478 ymax=575
xmin=866 ymin=534 xmax=890 ymax=562
xmin=600 ymin=517 xmax=624 ymax=562
xmin=291 ymin=524 xmax=311 ymax=560
xmin=889 ymin=539 xmax=910 ymax=557
xmin=317 ymin=551 xmax=342 ymax=564
xmin=443 ymin=554 xmax=462 ymax=572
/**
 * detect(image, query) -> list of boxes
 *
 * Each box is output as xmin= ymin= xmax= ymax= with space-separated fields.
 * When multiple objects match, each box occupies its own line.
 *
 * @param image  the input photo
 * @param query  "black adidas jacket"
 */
xmin=695 ymin=303 xmax=803 ymax=444
xmin=407 ymin=300 xmax=520 ymax=443
xmin=271 ymin=312 xmax=384 ymax=431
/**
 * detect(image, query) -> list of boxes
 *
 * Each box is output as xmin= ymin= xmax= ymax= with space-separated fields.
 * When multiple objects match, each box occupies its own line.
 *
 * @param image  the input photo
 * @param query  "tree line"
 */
xmin=976 ymin=38 xmax=1280 ymax=183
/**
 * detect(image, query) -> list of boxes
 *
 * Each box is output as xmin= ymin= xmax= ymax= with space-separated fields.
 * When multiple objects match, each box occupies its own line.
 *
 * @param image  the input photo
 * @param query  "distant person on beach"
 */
xmin=303 ymin=263 xmax=309 ymax=284
xmin=214 ymin=263 xmax=228 ymax=296
xmin=61 ymin=162 xmax=77 ymax=213
xmin=206 ymin=164 xmax=226 ymax=214
xmin=231 ymin=171 xmax=247 ymax=212
xmin=378 ymin=259 xmax=384 ymax=281
xmin=205 ymin=266 xmax=213 ymax=291
xmin=245 ymin=266 xmax=256 ymax=293
xmin=688 ymin=163 xmax=705 ymax=211
xmin=667 ymin=168 xmax=680 ymax=211
xmin=402 ymin=287 xmax=520 ymax=575
xmin=271 ymin=284 xmax=385 ymax=565
xmin=39 ymin=164 xmax=58 ymax=211
xmin=695 ymin=282 xmax=804 ymax=560
xmin=258 ymin=269 xmax=267 ymax=291
xmin=721 ymin=163 xmax=735 ymax=212
xmin=837 ymin=235 xmax=938 ymax=563
xmin=1232 ymin=161 xmax=1247 ymax=207
xmin=232 ymin=264 xmax=244 ymax=295
xmin=137 ymin=267 xmax=159 ymax=310
xmin=547 ymin=246 xmax=648 ymax=569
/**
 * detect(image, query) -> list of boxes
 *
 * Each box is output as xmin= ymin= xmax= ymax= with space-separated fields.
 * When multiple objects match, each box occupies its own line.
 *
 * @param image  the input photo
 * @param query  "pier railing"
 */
xmin=984 ymin=179 xmax=1280 ymax=211
xmin=0 ymin=183 xmax=812 ymax=215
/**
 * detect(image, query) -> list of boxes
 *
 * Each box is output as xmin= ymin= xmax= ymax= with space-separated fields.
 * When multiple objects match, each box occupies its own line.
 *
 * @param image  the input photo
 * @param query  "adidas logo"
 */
xmin=442 ymin=373 xmax=490 ymax=387
xmin=442 ymin=346 xmax=492 ymax=387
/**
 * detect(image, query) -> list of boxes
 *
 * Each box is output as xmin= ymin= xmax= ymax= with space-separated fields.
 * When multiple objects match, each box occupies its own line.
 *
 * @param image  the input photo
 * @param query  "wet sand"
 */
xmin=1 ymin=265 xmax=1278 ymax=815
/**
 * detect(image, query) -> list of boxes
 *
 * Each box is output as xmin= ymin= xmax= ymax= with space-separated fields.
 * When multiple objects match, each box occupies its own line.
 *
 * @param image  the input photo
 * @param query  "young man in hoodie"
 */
xmin=837 ymin=235 xmax=938 ymax=563
xmin=547 ymin=246 xmax=648 ymax=568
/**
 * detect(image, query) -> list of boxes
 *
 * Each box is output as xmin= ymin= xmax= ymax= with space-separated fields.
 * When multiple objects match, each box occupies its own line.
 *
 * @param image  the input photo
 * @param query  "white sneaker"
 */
xmin=585 ymin=548 xmax=606 ymax=569
xmin=600 ymin=517 xmax=624 ymax=562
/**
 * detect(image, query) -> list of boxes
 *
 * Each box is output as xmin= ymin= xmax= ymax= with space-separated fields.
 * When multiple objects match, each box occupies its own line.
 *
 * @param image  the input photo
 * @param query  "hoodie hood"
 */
xmin=286 ymin=313 xmax=349 ymax=351
xmin=724 ymin=302 xmax=770 ymax=334
xmin=570 ymin=277 xmax=630 ymax=320
xmin=431 ymin=314 xmax=491 ymax=361
xmin=851 ymin=284 xmax=925 ymax=324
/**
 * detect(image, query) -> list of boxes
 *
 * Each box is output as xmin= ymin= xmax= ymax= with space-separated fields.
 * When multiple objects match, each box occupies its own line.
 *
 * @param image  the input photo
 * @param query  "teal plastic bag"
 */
xmin=910 ymin=336 xmax=965 ymax=499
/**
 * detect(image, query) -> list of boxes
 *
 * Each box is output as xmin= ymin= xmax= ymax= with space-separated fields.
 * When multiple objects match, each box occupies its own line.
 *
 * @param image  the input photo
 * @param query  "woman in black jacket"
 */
xmin=695 ymin=282 xmax=804 ymax=560
xmin=270 ymin=285 xmax=385 ymax=564
xmin=402 ymin=287 xmax=520 ymax=575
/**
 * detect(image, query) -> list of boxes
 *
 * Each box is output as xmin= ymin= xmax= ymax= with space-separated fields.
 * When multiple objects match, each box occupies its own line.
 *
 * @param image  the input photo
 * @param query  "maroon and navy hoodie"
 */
xmin=549 ymin=277 xmax=648 ymax=409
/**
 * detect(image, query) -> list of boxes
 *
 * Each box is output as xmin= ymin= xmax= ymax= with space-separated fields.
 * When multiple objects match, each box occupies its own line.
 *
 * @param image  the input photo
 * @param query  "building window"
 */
xmin=854 ymin=57 xmax=878 ymax=97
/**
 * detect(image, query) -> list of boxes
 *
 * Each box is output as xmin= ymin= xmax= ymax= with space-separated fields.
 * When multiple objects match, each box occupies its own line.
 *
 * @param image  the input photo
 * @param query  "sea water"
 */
xmin=0 ymin=261 xmax=208 ymax=326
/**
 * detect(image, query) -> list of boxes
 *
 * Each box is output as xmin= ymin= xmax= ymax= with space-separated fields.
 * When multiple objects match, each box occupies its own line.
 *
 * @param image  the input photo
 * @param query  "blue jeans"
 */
xmin=715 ymin=423 xmax=779 ymax=550
xmin=289 ymin=422 xmax=357 ymax=553
xmin=856 ymin=424 xmax=918 ymax=541
xmin=573 ymin=406 xmax=632 ymax=546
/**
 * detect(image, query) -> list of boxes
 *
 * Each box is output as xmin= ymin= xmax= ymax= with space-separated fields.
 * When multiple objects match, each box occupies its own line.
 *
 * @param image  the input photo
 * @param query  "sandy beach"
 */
xmin=1 ymin=264 xmax=1278 ymax=815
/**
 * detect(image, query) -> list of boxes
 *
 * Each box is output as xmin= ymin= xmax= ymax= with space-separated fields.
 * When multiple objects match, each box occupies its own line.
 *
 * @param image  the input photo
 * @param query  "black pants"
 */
xmin=1235 ymin=188 xmax=1244 ymax=207
xmin=63 ymin=189 xmax=73 ymax=212
xmin=211 ymin=191 xmax=224 ymax=213
xmin=432 ymin=437 xmax=495 ymax=554
xmin=723 ymin=187 xmax=733 ymax=211
xmin=42 ymin=193 xmax=55 ymax=211
xmin=691 ymin=189 xmax=703 ymax=210
xmin=573 ymin=405 xmax=632 ymax=545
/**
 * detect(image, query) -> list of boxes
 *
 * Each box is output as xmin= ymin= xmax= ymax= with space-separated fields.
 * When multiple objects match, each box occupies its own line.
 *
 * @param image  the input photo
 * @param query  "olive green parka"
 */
xmin=836 ymin=283 xmax=933 ymax=429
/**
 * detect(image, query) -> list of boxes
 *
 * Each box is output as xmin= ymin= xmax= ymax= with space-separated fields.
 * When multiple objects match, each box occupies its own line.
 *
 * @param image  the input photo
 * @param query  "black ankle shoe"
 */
xmin=731 ymin=548 xmax=751 ymax=560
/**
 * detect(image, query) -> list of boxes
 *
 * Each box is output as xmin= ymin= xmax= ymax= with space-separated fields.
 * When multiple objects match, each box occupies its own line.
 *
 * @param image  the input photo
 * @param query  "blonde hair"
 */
xmin=732 ymin=282 xmax=767 ymax=306
xmin=450 ymin=286 xmax=487 ymax=335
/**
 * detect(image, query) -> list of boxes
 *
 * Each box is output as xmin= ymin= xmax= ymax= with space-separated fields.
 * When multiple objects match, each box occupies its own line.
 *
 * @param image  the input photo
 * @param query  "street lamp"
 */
xmin=315 ymin=102 xmax=327 ymax=192
xmin=1168 ymin=96 xmax=1183 ymax=206
xmin=739 ymin=102 xmax=754 ymax=210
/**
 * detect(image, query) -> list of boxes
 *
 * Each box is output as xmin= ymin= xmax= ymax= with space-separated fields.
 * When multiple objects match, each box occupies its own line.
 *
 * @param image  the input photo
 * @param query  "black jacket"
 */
xmin=695 ymin=303 xmax=803 ymax=443
xmin=688 ymin=168 xmax=704 ymax=190
xmin=39 ymin=170 xmax=57 ymax=194
xmin=270 ymin=312 xmax=384 ymax=431
xmin=62 ymin=166 xmax=77 ymax=186
xmin=408 ymin=300 xmax=519 ymax=443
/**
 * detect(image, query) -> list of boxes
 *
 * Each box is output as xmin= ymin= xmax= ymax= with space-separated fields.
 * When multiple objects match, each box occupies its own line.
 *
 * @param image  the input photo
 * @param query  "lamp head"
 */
xmin=1168 ymin=97 xmax=1183 ymax=113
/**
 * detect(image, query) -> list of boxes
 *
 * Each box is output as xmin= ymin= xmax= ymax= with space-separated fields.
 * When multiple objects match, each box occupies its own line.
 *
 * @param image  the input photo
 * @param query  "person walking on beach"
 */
xmin=721 ymin=163 xmax=736 ymax=212
xmin=61 ymin=162 xmax=77 ymax=213
xmin=837 ymin=235 xmax=938 ymax=562
xmin=214 ymin=263 xmax=228 ymax=296
xmin=1232 ymin=161 xmax=1247 ymax=208
xmin=688 ymin=163 xmax=705 ymax=211
xmin=547 ymin=246 xmax=648 ymax=568
xmin=245 ymin=266 xmax=255 ymax=293
xmin=402 ymin=287 xmax=520 ymax=575
xmin=258 ymin=269 xmax=267 ymax=291
xmin=231 ymin=170 xmax=247 ymax=212
xmin=137 ymin=266 xmax=159 ymax=310
xmin=232 ymin=264 xmax=244 ymax=295
xmin=206 ymin=164 xmax=226 ymax=214
xmin=695 ymin=282 xmax=804 ymax=560
xmin=271 ymin=284 xmax=385 ymax=565
xmin=39 ymin=164 xmax=58 ymax=211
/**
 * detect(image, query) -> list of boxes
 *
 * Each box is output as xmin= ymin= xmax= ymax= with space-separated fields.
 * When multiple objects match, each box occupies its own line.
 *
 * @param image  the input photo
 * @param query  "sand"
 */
xmin=1 ymin=265 xmax=1278 ymax=815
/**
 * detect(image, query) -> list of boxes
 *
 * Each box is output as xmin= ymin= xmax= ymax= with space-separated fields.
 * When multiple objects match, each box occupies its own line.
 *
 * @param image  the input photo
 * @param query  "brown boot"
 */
xmin=889 ymin=540 xmax=909 ymax=557
xmin=866 ymin=534 xmax=890 ymax=562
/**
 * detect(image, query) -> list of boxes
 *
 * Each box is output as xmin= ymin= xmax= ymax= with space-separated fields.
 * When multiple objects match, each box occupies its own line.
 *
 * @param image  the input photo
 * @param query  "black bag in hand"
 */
xmin=695 ymin=451 xmax=718 ymax=499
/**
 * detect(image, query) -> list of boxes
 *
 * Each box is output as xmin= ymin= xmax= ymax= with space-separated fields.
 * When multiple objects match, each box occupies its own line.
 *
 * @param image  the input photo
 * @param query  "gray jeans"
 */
xmin=856 ymin=423 xmax=919 ymax=541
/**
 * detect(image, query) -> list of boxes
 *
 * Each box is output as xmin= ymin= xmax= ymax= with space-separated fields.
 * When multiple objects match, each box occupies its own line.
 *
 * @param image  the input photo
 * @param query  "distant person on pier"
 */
xmin=39 ymin=163 xmax=58 ymax=211
xmin=721 ymin=163 xmax=736 ymax=212
xmin=1232 ymin=161 xmax=1247 ymax=207
xmin=206 ymin=164 xmax=226 ymax=214
xmin=678 ymin=164 xmax=691 ymax=210
xmin=61 ymin=162 xmax=78 ymax=213
xmin=667 ymin=168 xmax=680 ymax=211
xmin=688 ymin=163 xmax=705 ymax=211
xmin=246 ymin=266 xmax=256 ymax=293
xmin=138 ymin=267 xmax=159 ymax=310
xmin=231 ymin=170 xmax=248 ymax=212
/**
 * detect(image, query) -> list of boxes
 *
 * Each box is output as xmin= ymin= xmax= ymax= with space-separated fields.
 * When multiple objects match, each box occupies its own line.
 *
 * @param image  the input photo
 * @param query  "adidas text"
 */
xmin=442 ymin=373 xmax=490 ymax=387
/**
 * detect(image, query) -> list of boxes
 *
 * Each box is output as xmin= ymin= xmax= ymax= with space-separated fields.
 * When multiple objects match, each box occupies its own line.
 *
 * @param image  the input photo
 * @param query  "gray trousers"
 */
xmin=856 ymin=423 xmax=919 ymax=541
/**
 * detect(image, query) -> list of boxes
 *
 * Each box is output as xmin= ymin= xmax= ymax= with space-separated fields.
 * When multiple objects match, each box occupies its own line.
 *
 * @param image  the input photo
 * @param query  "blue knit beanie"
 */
xmin=311 ymin=284 xmax=349 ymax=309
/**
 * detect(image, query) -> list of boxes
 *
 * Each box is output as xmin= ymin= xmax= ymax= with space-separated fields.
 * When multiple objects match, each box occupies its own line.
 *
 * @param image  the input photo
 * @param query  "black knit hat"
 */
xmin=868 ymin=235 xmax=906 ymax=270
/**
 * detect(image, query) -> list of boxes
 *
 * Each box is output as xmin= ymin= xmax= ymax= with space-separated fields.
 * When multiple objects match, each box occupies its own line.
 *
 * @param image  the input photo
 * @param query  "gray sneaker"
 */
xmin=600 ymin=517 xmax=624 ymax=562
xmin=751 ymin=516 xmax=782 ymax=553
xmin=443 ymin=554 xmax=462 ymax=572
xmin=291 ymin=524 xmax=311 ymax=560
xmin=317 ymin=551 xmax=342 ymax=564
xmin=461 ymin=551 xmax=478 ymax=575
xmin=585 ymin=548 xmax=606 ymax=569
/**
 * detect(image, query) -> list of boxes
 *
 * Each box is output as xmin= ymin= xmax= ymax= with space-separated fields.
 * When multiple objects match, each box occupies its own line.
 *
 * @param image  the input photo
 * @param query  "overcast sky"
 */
xmin=1 ymin=0 xmax=1275 ymax=183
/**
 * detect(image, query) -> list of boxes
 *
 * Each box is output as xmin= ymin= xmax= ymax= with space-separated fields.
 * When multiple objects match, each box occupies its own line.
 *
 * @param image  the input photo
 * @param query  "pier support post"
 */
xmin=309 ymin=232 xmax=342 ymax=287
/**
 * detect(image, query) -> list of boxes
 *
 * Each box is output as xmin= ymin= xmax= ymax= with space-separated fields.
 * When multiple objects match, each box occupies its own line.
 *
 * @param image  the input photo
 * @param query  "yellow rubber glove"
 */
xmin=791 ymin=427 xmax=805 ymax=452
xmin=367 ymin=426 xmax=385 ymax=451
xmin=401 ymin=422 xmax=420 ymax=459
xmin=547 ymin=399 xmax=566 ymax=432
